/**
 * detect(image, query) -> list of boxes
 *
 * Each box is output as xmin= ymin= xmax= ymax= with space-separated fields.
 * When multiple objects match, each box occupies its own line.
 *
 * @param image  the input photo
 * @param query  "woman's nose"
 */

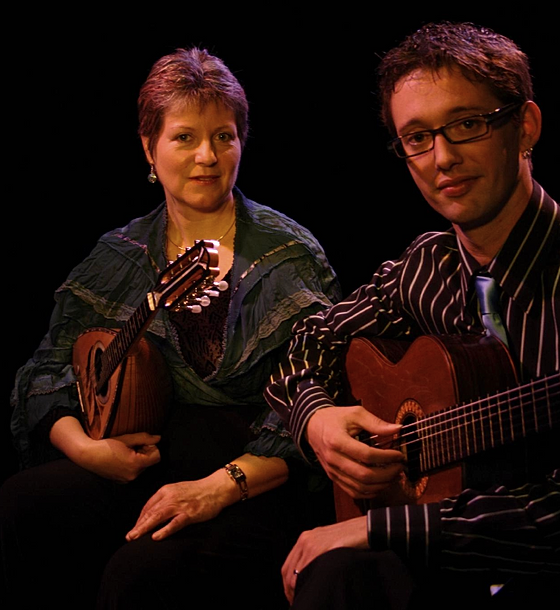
xmin=195 ymin=140 xmax=218 ymax=165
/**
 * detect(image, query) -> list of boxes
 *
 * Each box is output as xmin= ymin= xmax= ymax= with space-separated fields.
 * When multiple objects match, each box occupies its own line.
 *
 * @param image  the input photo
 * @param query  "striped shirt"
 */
xmin=265 ymin=181 xmax=560 ymax=579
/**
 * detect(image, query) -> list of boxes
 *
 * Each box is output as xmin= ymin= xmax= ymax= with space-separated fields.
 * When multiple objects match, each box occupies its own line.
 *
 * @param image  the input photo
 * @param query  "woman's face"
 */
xmin=143 ymin=101 xmax=242 ymax=216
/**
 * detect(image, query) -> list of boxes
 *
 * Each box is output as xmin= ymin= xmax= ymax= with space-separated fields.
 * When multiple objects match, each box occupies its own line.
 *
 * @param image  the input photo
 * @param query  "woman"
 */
xmin=1 ymin=47 xmax=341 ymax=609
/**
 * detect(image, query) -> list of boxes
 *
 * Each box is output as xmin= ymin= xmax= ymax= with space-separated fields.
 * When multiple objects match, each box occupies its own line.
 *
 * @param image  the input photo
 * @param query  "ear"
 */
xmin=519 ymin=101 xmax=542 ymax=152
xmin=141 ymin=135 xmax=154 ymax=164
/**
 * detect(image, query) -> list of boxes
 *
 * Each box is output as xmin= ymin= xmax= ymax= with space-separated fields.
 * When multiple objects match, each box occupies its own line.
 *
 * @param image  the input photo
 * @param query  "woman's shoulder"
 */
xmin=235 ymin=188 xmax=325 ymax=252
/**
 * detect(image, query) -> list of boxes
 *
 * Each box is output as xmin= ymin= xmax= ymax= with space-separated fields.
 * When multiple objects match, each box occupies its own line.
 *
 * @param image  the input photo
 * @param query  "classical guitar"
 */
xmin=73 ymin=240 xmax=222 ymax=440
xmin=334 ymin=334 xmax=560 ymax=521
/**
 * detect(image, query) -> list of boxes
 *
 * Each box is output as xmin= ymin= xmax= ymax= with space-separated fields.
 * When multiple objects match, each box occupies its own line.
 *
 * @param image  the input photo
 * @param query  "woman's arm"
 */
xmin=50 ymin=416 xmax=161 ymax=483
xmin=126 ymin=453 xmax=289 ymax=541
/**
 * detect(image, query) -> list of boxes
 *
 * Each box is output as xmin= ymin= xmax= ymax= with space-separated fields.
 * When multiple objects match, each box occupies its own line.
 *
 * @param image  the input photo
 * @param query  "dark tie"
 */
xmin=474 ymin=274 xmax=509 ymax=347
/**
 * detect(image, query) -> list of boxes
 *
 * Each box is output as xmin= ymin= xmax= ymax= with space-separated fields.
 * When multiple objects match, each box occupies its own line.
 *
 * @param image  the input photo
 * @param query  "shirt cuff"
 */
xmin=367 ymin=502 xmax=442 ymax=570
xmin=290 ymin=383 xmax=336 ymax=460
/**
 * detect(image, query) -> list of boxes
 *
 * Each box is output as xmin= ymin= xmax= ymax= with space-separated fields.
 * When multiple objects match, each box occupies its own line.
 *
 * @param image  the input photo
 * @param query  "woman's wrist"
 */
xmin=224 ymin=463 xmax=249 ymax=501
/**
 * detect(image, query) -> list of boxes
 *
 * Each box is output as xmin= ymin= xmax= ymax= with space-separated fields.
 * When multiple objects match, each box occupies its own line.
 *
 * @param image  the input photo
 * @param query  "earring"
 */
xmin=522 ymin=148 xmax=533 ymax=160
xmin=147 ymin=164 xmax=158 ymax=183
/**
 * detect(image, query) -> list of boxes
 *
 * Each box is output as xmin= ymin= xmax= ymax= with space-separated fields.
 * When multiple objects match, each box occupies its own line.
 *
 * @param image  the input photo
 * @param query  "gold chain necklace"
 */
xmin=167 ymin=214 xmax=236 ymax=253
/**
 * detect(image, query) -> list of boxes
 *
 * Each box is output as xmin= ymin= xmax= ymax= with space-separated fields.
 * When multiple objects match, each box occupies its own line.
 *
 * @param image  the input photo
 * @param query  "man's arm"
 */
xmin=265 ymin=276 xmax=409 ymax=496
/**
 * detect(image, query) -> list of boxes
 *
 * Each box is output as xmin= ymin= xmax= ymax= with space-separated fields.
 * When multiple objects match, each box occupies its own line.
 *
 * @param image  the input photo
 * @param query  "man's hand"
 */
xmin=306 ymin=406 xmax=404 ymax=498
xmin=282 ymin=516 xmax=368 ymax=604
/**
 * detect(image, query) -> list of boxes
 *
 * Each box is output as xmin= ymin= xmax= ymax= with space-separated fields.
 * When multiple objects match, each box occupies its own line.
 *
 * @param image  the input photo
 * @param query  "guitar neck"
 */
xmin=406 ymin=372 xmax=560 ymax=476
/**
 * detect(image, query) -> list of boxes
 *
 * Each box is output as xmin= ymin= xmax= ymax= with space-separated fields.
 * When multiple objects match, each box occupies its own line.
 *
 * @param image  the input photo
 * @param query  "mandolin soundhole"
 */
xmin=94 ymin=346 xmax=107 ymax=398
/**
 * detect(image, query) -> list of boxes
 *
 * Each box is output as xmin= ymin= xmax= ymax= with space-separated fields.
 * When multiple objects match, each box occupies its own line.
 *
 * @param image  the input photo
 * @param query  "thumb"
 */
xmin=362 ymin=410 xmax=401 ymax=436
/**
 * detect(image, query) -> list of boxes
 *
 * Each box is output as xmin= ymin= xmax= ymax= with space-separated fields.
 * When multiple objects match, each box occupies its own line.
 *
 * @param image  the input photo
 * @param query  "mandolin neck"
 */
xmin=97 ymin=299 xmax=156 ymax=390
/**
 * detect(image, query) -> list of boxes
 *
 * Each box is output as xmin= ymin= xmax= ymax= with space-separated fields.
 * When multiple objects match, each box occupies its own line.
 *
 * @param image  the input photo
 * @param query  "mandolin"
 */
xmin=73 ymin=239 xmax=223 ymax=440
xmin=335 ymin=334 xmax=560 ymax=521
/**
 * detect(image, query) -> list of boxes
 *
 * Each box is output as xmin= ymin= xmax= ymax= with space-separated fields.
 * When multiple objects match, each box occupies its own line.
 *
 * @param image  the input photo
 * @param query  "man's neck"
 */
xmin=454 ymin=176 xmax=533 ymax=267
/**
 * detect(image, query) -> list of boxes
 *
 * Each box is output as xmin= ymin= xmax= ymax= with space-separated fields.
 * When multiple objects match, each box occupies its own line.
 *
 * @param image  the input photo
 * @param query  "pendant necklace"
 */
xmin=167 ymin=214 xmax=236 ymax=254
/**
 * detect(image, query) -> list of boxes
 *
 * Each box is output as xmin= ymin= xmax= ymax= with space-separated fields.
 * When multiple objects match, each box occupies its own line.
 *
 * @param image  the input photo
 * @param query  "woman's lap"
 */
xmin=1 ymin=458 xmax=301 ymax=609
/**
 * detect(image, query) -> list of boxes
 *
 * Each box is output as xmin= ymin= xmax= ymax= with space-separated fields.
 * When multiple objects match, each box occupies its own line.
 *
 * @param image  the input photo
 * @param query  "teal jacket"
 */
xmin=10 ymin=188 xmax=341 ymax=468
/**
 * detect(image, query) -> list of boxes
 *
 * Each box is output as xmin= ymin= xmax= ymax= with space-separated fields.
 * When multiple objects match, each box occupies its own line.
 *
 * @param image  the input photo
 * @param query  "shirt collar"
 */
xmin=457 ymin=181 xmax=558 ymax=312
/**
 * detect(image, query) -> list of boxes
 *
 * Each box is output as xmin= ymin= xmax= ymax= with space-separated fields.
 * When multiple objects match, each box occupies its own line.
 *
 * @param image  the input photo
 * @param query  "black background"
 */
xmin=3 ymin=8 xmax=557 ymax=481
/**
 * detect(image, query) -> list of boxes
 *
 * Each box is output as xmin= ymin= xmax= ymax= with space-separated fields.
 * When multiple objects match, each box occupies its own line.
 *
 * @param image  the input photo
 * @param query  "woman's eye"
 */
xmin=178 ymin=133 xmax=193 ymax=142
xmin=215 ymin=132 xmax=237 ymax=143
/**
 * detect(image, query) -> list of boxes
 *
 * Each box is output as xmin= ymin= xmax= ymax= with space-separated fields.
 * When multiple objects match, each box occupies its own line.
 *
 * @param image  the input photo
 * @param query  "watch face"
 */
xmin=232 ymin=468 xmax=245 ymax=481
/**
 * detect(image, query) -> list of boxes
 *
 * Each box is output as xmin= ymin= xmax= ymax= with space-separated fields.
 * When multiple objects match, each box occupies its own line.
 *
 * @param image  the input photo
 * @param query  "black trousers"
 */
xmin=291 ymin=547 xmax=558 ymax=610
xmin=0 ymin=405 xmax=330 ymax=610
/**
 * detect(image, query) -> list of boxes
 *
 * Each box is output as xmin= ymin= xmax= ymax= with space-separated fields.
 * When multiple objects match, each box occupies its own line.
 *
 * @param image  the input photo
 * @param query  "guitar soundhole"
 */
xmin=401 ymin=414 xmax=421 ymax=481
xmin=396 ymin=399 xmax=428 ymax=501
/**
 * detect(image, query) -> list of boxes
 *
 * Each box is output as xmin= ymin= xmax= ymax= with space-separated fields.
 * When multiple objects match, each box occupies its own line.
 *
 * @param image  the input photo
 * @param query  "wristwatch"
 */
xmin=224 ymin=463 xmax=249 ymax=501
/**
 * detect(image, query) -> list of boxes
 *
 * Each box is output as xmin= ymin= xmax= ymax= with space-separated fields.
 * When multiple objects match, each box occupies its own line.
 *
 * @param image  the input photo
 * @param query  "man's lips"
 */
xmin=437 ymin=176 xmax=477 ymax=196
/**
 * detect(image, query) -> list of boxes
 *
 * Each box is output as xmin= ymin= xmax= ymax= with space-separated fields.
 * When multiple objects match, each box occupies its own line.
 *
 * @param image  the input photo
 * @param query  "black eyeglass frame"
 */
xmin=387 ymin=102 xmax=523 ymax=159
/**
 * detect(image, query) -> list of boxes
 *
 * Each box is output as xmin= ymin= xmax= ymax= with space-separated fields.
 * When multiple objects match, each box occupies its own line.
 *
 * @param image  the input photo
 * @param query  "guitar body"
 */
xmin=336 ymin=334 xmax=518 ymax=521
xmin=73 ymin=328 xmax=172 ymax=440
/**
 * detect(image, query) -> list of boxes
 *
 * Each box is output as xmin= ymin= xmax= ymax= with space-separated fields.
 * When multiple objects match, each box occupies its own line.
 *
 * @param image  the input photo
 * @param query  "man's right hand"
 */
xmin=306 ymin=406 xmax=404 ymax=498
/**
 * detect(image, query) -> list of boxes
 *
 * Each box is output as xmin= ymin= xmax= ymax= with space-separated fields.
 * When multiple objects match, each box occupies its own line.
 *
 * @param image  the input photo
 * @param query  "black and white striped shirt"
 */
xmin=265 ymin=181 xmax=559 ymax=578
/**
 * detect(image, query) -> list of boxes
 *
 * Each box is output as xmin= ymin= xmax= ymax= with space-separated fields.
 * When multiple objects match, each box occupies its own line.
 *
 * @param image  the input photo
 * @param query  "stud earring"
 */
xmin=522 ymin=148 xmax=533 ymax=160
xmin=147 ymin=164 xmax=158 ymax=183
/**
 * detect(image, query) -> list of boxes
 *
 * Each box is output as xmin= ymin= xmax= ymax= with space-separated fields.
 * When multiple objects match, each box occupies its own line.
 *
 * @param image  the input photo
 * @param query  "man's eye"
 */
xmin=404 ymin=132 xmax=429 ymax=146
xmin=457 ymin=118 xmax=484 ymax=132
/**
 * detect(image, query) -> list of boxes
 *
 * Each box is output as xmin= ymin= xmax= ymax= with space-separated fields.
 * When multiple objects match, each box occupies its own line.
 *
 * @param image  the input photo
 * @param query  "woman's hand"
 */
xmin=50 ymin=416 xmax=161 ymax=482
xmin=306 ymin=406 xmax=405 ymax=498
xmin=126 ymin=454 xmax=290 ymax=542
xmin=126 ymin=470 xmax=233 ymax=541
xmin=281 ymin=516 xmax=368 ymax=604
xmin=83 ymin=433 xmax=161 ymax=482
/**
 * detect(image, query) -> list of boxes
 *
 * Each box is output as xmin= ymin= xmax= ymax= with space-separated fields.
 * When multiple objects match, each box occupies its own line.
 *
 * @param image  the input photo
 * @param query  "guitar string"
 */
xmin=374 ymin=383 xmax=559 ymax=455
xmin=368 ymin=375 xmax=560 ymax=458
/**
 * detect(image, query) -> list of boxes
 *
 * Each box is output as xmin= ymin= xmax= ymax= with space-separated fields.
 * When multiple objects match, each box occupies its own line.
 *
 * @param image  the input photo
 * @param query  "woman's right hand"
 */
xmin=50 ymin=416 xmax=161 ymax=482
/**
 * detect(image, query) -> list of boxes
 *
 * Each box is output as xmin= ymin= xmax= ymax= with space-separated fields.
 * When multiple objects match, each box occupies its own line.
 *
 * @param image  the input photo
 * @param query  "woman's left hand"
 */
xmin=126 ymin=473 xmax=230 ymax=541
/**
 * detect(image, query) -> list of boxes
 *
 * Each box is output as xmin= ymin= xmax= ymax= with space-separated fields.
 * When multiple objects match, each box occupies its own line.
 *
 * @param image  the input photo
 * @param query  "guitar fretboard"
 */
xmin=402 ymin=372 xmax=560 ymax=474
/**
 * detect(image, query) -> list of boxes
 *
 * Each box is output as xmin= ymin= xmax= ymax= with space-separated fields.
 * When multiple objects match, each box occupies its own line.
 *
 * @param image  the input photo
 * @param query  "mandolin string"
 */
xmin=369 ymin=374 xmax=560 ymax=454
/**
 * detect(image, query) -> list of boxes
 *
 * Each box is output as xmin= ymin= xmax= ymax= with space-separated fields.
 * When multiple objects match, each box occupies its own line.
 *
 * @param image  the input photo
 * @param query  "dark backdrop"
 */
xmin=4 ymin=9 xmax=557 ymax=481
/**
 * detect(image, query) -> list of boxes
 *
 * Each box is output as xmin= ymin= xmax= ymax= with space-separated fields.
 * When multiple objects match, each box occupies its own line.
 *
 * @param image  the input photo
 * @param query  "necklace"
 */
xmin=167 ymin=214 xmax=236 ymax=253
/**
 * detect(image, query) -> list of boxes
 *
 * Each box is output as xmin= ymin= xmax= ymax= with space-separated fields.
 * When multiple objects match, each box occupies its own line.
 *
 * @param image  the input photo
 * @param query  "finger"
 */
xmin=151 ymin=513 xmax=189 ymax=541
xmin=282 ymin=557 xmax=300 ymax=603
xmin=330 ymin=462 xmax=404 ymax=498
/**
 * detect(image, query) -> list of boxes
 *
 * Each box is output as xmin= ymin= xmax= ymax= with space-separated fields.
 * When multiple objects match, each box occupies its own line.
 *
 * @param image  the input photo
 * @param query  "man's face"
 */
xmin=390 ymin=67 xmax=523 ymax=232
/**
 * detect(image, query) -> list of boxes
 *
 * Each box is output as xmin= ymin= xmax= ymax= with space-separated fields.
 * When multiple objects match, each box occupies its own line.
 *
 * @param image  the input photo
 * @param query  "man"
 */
xmin=265 ymin=21 xmax=559 ymax=608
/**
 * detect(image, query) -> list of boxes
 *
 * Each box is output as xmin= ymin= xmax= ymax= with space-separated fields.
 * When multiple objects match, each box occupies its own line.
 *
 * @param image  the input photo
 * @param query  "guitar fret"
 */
xmin=411 ymin=373 xmax=560 ymax=478
xmin=338 ymin=336 xmax=560 ymax=524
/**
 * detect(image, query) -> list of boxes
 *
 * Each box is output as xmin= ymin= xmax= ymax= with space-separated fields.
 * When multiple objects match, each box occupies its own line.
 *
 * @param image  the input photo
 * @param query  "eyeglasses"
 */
xmin=387 ymin=102 xmax=522 ymax=159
